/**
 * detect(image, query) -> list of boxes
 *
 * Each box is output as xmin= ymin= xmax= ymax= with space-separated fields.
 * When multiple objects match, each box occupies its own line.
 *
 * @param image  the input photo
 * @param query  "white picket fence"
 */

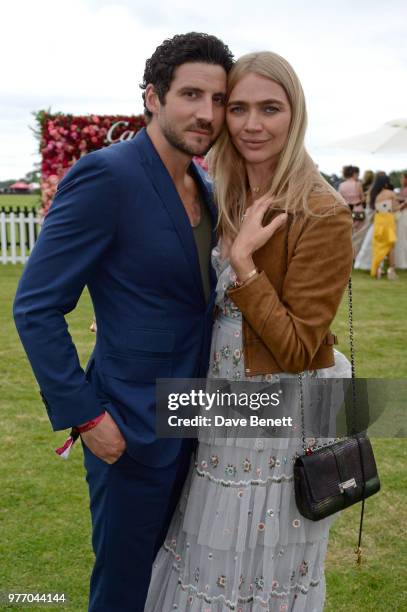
xmin=0 ymin=209 xmax=41 ymax=264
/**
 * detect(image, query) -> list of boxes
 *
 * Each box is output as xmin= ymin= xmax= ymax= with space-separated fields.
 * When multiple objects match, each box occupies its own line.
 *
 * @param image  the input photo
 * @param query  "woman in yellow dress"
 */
xmin=370 ymin=174 xmax=403 ymax=279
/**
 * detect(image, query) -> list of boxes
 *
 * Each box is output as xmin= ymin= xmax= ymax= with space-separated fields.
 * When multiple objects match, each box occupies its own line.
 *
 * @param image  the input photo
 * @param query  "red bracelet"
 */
xmin=76 ymin=412 xmax=106 ymax=433
xmin=55 ymin=412 xmax=106 ymax=459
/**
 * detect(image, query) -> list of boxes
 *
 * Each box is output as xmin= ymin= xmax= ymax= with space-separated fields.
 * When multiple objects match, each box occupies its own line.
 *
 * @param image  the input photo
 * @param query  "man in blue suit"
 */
xmin=14 ymin=33 xmax=234 ymax=611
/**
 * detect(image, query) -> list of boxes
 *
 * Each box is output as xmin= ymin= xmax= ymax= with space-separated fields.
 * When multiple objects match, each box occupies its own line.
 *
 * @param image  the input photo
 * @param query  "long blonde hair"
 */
xmin=209 ymin=51 xmax=344 ymax=238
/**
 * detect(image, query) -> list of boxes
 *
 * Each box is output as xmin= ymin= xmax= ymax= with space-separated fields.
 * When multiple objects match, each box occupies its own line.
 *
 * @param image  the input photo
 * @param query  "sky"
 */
xmin=1 ymin=0 xmax=406 ymax=180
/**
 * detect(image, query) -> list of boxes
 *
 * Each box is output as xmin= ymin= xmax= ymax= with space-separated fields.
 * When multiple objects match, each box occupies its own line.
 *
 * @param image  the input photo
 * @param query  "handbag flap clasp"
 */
xmin=339 ymin=477 xmax=357 ymax=493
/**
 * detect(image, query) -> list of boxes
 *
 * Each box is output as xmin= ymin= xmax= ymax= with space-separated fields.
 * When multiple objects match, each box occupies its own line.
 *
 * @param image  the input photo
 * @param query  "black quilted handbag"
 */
xmin=293 ymin=278 xmax=380 ymax=564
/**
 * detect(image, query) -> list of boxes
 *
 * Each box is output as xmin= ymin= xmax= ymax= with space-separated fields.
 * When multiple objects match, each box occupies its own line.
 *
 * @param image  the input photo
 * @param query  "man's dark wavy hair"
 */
xmin=140 ymin=32 xmax=234 ymax=120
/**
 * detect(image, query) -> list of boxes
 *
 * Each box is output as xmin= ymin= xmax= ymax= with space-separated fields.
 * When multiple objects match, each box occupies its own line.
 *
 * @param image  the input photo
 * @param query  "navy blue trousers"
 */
xmin=82 ymin=440 xmax=194 ymax=612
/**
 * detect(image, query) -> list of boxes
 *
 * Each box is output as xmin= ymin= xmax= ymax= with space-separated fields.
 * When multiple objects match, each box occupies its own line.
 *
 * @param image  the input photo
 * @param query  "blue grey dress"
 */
xmin=145 ymin=244 xmax=350 ymax=612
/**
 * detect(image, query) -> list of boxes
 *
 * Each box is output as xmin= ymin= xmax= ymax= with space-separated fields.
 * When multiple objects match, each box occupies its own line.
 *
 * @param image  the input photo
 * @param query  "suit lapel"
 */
xmin=134 ymin=129 xmax=208 ymax=304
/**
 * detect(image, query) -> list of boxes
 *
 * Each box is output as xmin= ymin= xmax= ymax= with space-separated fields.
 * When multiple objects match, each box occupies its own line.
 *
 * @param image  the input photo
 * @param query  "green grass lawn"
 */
xmin=0 ymin=194 xmax=41 ymax=211
xmin=0 ymin=266 xmax=406 ymax=610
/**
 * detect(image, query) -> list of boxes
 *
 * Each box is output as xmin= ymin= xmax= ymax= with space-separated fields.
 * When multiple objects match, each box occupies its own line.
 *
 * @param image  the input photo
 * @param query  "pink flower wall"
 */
xmin=37 ymin=112 xmax=145 ymax=214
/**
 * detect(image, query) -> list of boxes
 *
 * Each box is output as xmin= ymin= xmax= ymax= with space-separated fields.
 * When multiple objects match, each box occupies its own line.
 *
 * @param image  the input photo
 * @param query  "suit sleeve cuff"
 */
xmin=40 ymin=383 xmax=105 ymax=431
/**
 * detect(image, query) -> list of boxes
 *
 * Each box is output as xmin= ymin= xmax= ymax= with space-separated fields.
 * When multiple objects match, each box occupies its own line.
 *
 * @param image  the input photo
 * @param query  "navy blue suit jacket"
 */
xmin=13 ymin=128 xmax=217 ymax=467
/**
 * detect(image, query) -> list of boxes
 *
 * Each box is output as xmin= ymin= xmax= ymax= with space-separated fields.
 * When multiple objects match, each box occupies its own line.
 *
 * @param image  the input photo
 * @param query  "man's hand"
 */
xmin=80 ymin=412 xmax=126 ymax=464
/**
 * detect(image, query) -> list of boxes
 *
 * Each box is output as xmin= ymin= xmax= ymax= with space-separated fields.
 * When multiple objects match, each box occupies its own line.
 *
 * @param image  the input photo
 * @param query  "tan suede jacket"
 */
xmin=227 ymin=192 xmax=353 ymax=375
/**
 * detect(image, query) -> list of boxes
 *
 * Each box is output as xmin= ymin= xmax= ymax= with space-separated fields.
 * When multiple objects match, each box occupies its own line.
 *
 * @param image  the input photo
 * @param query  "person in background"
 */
xmin=339 ymin=165 xmax=365 ymax=254
xmin=338 ymin=165 xmax=365 ymax=211
xmin=362 ymin=169 xmax=374 ymax=193
xmin=395 ymin=171 xmax=407 ymax=268
xmin=352 ymin=169 xmax=375 ymax=257
xmin=399 ymin=171 xmax=407 ymax=199
xmin=352 ymin=166 xmax=360 ymax=181
xmin=370 ymin=174 xmax=404 ymax=279
xmin=362 ymin=169 xmax=374 ymax=197
xmin=354 ymin=170 xmax=386 ymax=268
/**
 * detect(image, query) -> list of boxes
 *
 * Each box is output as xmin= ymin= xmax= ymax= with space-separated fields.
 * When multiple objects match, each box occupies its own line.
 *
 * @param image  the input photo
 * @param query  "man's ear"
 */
xmin=145 ymin=84 xmax=160 ymax=116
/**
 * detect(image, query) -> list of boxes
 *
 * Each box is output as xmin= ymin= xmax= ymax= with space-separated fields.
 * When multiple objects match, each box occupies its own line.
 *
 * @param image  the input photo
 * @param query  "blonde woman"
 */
xmin=146 ymin=52 xmax=353 ymax=611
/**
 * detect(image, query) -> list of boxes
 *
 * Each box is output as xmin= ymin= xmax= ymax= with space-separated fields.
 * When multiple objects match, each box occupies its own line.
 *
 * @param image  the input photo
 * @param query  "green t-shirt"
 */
xmin=192 ymin=195 xmax=212 ymax=304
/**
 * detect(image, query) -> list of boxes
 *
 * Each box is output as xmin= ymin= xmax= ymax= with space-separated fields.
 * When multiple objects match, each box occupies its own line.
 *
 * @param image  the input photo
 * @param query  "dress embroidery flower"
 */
xmin=212 ymin=361 xmax=220 ymax=376
xmin=225 ymin=464 xmax=237 ymax=477
xmin=232 ymin=348 xmax=242 ymax=365
xmin=222 ymin=297 xmax=240 ymax=319
xmin=242 ymin=458 xmax=252 ymax=472
xmin=255 ymin=575 xmax=264 ymax=590
xmin=193 ymin=567 xmax=200 ymax=582
xmin=210 ymin=454 xmax=220 ymax=468
xmin=255 ymin=439 xmax=264 ymax=451
xmin=221 ymin=345 xmax=231 ymax=359
xmin=292 ymin=518 xmax=301 ymax=528
xmin=212 ymin=351 xmax=221 ymax=374
xmin=299 ymin=560 xmax=309 ymax=576
xmin=269 ymin=455 xmax=277 ymax=468
xmin=217 ymin=575 xmax=227 ymax=588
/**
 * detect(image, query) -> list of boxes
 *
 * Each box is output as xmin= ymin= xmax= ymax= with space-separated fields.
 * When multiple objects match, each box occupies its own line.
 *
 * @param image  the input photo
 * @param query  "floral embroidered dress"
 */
xmin=145 ymin=245 xmax=351 ymax=612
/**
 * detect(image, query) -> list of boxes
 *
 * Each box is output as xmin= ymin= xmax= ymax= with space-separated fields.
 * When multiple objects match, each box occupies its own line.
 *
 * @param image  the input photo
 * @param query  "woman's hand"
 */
xmin=230 ymin=195 xmax=288 ymax=280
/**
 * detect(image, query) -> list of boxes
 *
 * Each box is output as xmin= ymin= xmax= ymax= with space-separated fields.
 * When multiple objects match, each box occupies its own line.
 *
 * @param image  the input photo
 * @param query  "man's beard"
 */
xmin=161 ymin=120 xmax=215 ymax=157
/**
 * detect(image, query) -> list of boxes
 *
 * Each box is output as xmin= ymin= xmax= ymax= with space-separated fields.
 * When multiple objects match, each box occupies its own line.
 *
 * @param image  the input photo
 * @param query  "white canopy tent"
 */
xmin=325 ymin=118 xmax=407 ymax=155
